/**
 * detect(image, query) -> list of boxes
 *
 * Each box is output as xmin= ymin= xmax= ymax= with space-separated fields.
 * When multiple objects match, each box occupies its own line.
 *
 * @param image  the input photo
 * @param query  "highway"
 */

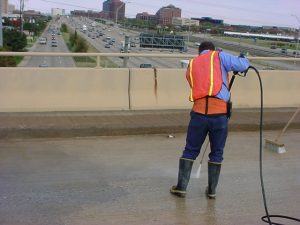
xmin=19 ymin=17 xmax=300 ymax=70
xmin=64 ymin=17 xmax=300 ymax=70
xmin=19 ymin=22 xmax=75 ymax=68
xmin=64 ymin=17 xmax=192 ymax=68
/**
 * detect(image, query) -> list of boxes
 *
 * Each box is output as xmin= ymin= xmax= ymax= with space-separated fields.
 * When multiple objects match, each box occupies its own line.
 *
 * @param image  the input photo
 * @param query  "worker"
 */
xmin=170 ymin=41 xmax=249 ymax=199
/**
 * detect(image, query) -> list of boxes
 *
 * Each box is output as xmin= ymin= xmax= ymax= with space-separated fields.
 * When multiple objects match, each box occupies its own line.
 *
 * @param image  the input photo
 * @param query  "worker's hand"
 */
xmin=239 ymin=52 xmax=246 ymax=58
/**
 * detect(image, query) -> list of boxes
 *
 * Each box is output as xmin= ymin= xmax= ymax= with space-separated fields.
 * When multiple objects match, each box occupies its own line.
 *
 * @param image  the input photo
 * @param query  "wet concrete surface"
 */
xmin=0 ymin=131 xmax=299 ymax=225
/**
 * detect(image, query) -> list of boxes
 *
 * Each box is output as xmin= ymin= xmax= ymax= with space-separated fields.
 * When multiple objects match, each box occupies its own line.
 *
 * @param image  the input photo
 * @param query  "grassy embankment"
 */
xmin=62 ymin=28 xmax=118 ymax=68
xmin=220 ymin=36 xmax=297 ymax=50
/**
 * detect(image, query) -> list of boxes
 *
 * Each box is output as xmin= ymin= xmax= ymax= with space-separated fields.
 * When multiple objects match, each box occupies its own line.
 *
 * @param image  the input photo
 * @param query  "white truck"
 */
xmin=39 ymin=37 xmax=47 ymax=45
xmin=180 ymin=60 xmax=189 ymax=68
xmin=82 ymin=25 xmax=87 ymax=33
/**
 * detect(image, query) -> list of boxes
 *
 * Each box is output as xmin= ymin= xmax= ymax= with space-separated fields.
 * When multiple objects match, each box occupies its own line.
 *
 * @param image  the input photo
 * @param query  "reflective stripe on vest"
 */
xmin=209 ymin=51 xmax=216 ymax=96
xmin=187 ymin=51 xmax=222 ymax=102
xmin=189 ymin=59 xmax=194 ymax=101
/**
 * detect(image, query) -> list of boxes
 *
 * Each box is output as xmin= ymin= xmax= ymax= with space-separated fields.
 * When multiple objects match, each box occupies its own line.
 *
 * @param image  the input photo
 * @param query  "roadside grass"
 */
xmin=16 ymin=36 xmax=37 ymax=65
xmin=219 ymin=36 xmax=296 ymax=50
xmin=15 ymin=56 xmax=23 ymax=65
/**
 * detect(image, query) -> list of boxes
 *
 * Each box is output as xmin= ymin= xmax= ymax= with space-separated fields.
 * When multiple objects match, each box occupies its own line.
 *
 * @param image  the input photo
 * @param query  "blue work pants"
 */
xmin=181 ymin=111 xmax=228 ymax=163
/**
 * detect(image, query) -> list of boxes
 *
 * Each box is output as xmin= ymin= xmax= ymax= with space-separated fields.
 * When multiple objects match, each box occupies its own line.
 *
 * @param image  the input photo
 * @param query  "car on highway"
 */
xmin=39 ymin=37 xmax=47 ymax=45
xmin=281 ymin=48 xmax=287 ymax=54
xmin=38 ymin=63 xmax=48 ymax=67
xmin=262 ymin=66 xmax=274 ymax=70
xmin=120 ymin=47 xmax=130 ymax=53
xmin=51 ymin=41 xmax=58 ymax=47
xmin=140 ymin=63 xmax=153 ymax=68
xmin=105 ymin=43 xmax=111 ymax=48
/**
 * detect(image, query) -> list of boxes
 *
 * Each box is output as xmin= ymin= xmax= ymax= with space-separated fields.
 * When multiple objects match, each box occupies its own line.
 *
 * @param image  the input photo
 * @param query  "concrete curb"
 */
xmin=0 ymin=108 xmax=299 ymax=139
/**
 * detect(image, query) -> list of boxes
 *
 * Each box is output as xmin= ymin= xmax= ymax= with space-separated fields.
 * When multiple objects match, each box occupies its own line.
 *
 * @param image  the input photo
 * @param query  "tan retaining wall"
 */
xmin=0 ymin=68 xmax=299 ymax=112
xmin=0 ymin=68 xmax=129 ymax=112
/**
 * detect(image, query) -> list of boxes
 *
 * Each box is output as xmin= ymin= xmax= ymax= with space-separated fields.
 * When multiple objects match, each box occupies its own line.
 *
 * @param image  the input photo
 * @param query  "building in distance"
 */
xmin=51 ymin=8 xmax=65 ymax=17
xmin=156 ymin=4 xmax=181 ymax=26
xmin=1 ymin=0 xmax=8 ymax=14
xmin=172 ymin=17 xmax=199 ymax=27
xmin=136 ymin=4 xmax=181 ymax=26
xmin=136 ymin=12 xmax=157 ymax=24
xmin=192 ymin=17 xmax=223 ymax=25
xmin=8 ymin=4 xmax=15 ymax=14
xmin=102 ymin=0 xmax=125 ymax=21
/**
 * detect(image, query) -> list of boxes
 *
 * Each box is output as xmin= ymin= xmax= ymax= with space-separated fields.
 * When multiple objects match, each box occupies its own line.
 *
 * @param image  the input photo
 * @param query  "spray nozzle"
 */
xmin=233 ymin=70 xmax=247 ymax=77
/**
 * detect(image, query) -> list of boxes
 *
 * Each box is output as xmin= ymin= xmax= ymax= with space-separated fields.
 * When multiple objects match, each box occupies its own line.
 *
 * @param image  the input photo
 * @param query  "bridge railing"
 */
xmin=0 ymin=52 xmax=300 ymax=68
xmin=0 ymin=53 xmax=299 ymax=112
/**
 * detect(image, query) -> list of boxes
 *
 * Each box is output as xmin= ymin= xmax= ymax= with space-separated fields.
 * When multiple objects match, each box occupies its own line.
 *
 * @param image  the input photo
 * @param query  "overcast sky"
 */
xmin=11 ymin=0 xmax=300 ymax=28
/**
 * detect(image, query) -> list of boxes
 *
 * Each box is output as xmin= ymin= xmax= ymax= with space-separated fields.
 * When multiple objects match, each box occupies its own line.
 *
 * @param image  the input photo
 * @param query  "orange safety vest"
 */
xmin=186 ymin=50 xmax=223 ymax=102
xmin=186 ymin=51 xmax=227 ymax=115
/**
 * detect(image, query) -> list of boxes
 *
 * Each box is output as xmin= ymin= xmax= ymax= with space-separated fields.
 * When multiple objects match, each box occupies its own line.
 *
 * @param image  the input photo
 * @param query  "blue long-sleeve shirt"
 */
xmin=205 ymin=50 xmax=250 ymax=102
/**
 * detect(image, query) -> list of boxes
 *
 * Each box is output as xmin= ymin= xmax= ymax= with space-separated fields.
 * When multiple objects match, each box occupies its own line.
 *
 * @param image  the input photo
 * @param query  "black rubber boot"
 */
xmin=170 ymin=158 xmax=194 ymax=198
xmin=206 ymin=162 xmax=221 ymax=199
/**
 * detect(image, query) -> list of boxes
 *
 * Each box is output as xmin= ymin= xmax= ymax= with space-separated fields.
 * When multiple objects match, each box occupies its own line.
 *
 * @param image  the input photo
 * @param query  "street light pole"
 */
xmin=186 ymin=21 xmax=191 ymax=51
xmin=0 ymin=3 xmax=3 ymax=48
xmin=20 ymin=0 xmax=24 ymax=33
xmin=115 ymin=2 xmax=125 ymax=24
xmin=115 ymin=1 xmax=130 ymax=25
xmin=291 ymin=14 xmax=300 ymax=55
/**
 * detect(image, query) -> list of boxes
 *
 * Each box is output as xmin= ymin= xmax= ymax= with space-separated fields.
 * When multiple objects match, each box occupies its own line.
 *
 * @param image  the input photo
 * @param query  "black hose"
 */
xmin=246 ymin=66 xmax=300 ymax=225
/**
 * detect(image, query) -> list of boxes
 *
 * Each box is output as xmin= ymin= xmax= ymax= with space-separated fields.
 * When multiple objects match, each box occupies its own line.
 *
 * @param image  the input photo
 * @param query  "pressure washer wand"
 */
xmin=195 ymin=140 xmax=209 ymax=178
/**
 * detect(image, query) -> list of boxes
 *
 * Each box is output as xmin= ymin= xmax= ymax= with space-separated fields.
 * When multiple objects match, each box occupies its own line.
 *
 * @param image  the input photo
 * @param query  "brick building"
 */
xmin=102 ymin=0 xmax=125 ymax=22
xmin=136 ymin=12 xmax=157 ymax=23
xmin=156 ymin=4 xmax=181 ymax=26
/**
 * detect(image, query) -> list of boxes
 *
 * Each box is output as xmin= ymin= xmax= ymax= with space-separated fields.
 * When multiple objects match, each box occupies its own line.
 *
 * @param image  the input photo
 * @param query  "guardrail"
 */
xmin=1 ymin=52 xmax=300 ymax=68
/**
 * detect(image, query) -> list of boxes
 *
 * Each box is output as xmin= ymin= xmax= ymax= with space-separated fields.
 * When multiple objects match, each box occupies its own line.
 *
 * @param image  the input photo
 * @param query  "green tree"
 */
xmin=61 ymin=23 xmax=68 ymax=33
xmin=69 ymin=30 xmax=78 ymax=48
xmin=75 ymin=38 xmax=88 ymax=52
xmin=3 ymin=28 xmax=27 ymax=51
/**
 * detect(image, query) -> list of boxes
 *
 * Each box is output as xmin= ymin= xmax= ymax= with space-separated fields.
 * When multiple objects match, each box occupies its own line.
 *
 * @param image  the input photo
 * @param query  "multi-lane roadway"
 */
xmin=20 ymin=17 xmax=300 ymax=70
xmin=19 ymin=23 xmax=75 ymax=68
xmin=65 ymin=16 xmax=191 ymax=68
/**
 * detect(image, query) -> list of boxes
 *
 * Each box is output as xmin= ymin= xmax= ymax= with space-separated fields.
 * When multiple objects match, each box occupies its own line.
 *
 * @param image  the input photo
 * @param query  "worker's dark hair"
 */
xmin=198 ymin=41 xmax=215 ymax=53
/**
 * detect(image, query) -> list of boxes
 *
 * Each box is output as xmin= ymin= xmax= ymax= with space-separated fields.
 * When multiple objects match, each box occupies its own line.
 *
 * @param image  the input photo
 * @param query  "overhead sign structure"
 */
xmin=139 ymin=33 xmax=186 ymax=51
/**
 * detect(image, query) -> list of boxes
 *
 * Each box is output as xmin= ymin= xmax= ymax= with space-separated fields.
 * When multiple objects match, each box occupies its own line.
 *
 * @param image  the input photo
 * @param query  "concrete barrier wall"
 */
xmin=231 ymin=70 xmax=300 ymax=108
xmin=130 ymin=69 xmax=300 ymax=109
xmin=0 ymin=68 xmax=299 ymax=112
xmin=0 ymin=68 xmax=129 ymax=112
xmin=129 ymin=68 xmax=191 ymax=110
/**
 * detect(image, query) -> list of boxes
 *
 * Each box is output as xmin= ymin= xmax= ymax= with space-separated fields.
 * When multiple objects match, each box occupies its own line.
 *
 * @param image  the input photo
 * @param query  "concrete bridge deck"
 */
xmin=0 ymin=108 xmax=300 ymax=225
xmin=0 ymin=130 xmax=299 ymax=225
